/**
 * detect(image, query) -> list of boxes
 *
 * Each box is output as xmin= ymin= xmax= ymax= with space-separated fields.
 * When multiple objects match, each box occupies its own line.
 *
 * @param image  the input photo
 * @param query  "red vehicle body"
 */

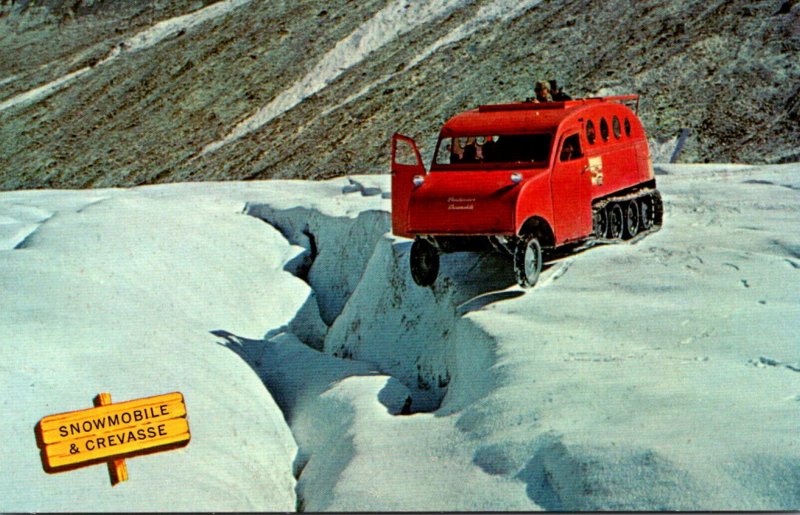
xmin=391 ymin=95 xmax=663 ymax=287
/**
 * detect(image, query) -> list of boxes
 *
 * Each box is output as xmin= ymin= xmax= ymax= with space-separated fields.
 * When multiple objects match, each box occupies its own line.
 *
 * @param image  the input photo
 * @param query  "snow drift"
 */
xmin=0 ymin=185 xmax=305 ymax=511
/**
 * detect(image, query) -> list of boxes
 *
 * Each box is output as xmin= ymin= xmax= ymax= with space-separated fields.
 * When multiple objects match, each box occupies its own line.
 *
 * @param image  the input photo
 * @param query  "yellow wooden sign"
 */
xmin=36 ymin=392 xmax=190 ymax=483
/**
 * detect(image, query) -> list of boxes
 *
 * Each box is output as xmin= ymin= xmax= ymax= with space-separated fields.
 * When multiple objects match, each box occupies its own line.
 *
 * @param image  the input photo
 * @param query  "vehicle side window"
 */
xmin=586 ymin=120 xmax=596 ymax=144
xmin=612 ymin=116 xmax=621 ymax=139
xmin=624 ymin=118 xmax=631 ymax=136
xmin=600 ymin=118 xmax=609 ymax=141
xmin=559 ymin=134 xmax=582 ymax=162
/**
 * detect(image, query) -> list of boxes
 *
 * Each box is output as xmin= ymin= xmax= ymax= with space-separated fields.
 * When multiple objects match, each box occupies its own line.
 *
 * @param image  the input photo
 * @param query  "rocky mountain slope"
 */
xmin=0 ymin=0 xmax=798 ymax=189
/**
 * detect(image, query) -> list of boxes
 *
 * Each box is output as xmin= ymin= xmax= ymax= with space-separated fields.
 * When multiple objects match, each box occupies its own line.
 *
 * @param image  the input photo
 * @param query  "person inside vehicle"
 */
xmin=560 ymin=139 xmax=576 ymax=161
xmin=462 ymin=137 xmax=478 ymax=162
xmin=449 ymin=138 xmax=464 ymax=163
xmin=482 ymin=136 xmax=497 ymax=162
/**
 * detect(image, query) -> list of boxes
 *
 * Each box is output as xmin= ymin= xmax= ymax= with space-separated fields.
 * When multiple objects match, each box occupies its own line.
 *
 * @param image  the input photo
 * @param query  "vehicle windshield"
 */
xmin=433 ymin=133 xmax=552 ymax=169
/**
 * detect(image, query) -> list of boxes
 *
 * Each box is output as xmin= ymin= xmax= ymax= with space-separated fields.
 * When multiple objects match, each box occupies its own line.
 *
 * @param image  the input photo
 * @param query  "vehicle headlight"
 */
xmin=511 ymin=172 xmax=522 ymax=184
xmin=413 ymin=175 xmax=425 ymax=187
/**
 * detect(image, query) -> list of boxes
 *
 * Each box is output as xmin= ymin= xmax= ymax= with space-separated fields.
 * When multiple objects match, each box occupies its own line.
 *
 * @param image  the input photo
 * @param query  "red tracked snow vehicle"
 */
xmin=391 ymin=95 xmax=663 ymax=287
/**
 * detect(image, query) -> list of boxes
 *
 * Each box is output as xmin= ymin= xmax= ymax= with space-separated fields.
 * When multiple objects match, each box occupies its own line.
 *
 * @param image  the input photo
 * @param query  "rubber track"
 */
xmin=589 ymin=188 xmax=663 ymax=245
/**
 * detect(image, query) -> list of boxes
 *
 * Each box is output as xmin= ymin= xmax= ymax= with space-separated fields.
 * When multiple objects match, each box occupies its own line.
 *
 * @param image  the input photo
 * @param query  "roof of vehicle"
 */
xmin=439 ymin=95 xmax=639 ymax=136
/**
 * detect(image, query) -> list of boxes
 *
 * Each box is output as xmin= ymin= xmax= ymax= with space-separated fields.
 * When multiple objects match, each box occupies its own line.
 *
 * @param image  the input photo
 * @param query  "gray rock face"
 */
xmin=0 ymin=0 xmax=798 ymax=189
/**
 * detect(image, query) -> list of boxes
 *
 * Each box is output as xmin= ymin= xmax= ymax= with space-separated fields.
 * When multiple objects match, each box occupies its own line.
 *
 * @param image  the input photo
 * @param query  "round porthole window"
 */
xmin=612 ymin=116 xmax=621 ymax=139
xmin=600 ymin=118 xmax=609 ymax=141
xmin=586 ymin=120 xmax=596 ymax=144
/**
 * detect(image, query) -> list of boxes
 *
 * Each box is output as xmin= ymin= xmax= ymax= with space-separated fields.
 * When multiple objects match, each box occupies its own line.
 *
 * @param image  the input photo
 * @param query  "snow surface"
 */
xmin=1 ymin=164 xmax=799 ymax=511
xmin=0 ymin=184 xmax=307 ymax=511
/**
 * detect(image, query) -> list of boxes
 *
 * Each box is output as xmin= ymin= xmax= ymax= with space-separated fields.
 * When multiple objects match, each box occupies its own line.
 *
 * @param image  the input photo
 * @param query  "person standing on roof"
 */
xmin=549 ymin=79 xmax=572 ymax=101
xmin=525 ymin=80 xmax=553 ymax=102
xmin=533 ymin=81 xmax=553 ymax=102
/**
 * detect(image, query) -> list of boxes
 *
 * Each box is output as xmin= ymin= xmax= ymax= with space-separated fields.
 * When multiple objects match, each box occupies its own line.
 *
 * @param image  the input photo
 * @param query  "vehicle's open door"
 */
xmin=391 ymin=133 xmax=426 ymax=238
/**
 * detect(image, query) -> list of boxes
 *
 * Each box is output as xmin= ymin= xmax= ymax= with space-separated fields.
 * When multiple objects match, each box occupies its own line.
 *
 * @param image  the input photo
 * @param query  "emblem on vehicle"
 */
xmin=587 ymin=156 xmax=604 ymax=185
xmin=447 ymin=197 xmax=475 ymax=210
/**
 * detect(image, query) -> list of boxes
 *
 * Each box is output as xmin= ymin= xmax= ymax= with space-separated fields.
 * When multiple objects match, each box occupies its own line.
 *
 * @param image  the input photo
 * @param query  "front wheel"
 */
xmin=410 ymin=238 xmax=439 ymax=287
xmin=514 ymin=235 xmax=542 ymax=288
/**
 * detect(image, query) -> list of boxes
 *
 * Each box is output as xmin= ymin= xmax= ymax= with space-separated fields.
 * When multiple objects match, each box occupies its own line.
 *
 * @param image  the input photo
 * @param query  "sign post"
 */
xmin=93 ymin=393 xmax=128 ymax=485
xmin=36 ymin=391 xmax=190 ymax=486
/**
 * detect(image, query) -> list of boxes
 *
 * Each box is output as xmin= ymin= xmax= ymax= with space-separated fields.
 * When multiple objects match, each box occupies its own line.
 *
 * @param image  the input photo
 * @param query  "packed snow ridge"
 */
xmin=244 ymin=196 xmax=502 ymax=415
